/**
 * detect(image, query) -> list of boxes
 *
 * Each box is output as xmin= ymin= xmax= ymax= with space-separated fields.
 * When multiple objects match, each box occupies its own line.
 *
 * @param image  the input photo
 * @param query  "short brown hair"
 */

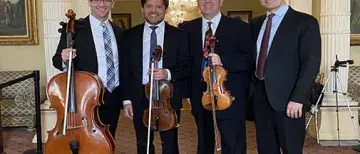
xmin=141 ymin=0 xmax=169 ymax=9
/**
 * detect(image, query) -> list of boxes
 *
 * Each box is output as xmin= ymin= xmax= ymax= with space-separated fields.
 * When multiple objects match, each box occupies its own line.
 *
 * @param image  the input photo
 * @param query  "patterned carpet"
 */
xmin=2 ymin=110 xmax=360 ymax=154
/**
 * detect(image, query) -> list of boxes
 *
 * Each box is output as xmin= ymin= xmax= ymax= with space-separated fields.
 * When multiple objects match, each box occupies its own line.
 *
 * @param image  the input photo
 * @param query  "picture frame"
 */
xmin=227 ymin=11 xmax=252 ymax=23
xmin=111 ymin=13 xmax=131 ymax=30
xmin=351 ymin=0 xmax=360 ymax=45
xmin=0 ymin=0 xmax=38 ymax=45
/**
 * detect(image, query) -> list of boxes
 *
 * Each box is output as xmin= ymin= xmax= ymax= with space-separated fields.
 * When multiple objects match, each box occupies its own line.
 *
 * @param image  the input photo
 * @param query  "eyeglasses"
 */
xmin=91 ymin=0 xmax=113 ymax=5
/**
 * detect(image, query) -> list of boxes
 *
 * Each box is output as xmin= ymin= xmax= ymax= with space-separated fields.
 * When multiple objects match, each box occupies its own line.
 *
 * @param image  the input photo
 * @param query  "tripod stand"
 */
xmin=306 ymin=57 xmax=359 ymax=146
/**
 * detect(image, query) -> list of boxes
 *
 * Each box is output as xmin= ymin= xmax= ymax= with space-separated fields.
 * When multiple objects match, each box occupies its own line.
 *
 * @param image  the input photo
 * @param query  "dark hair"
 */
xmin=141 ymin=0 xmax=169 ymax=9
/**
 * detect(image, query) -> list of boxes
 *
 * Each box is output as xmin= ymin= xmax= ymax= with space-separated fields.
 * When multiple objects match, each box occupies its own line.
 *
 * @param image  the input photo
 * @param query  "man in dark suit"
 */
xmin=179 ymin=0 xmax=253 ymax=153
xmin=52 ymin=0 xmax=124 ymax=138
xmin=119 ymin=0 xmax=190 ymax=153
xmin=249 ymin=0 xmax=321 ymax=153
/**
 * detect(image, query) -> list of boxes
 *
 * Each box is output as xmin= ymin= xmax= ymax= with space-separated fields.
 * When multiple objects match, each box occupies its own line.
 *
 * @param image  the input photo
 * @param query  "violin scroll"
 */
xmin=58 ymin=10 xmax=84 ymax=34
xmin=65 ymin=9 xmax=76 ymax=34
xmin=154 ymin=45 xmax=163 ymax=61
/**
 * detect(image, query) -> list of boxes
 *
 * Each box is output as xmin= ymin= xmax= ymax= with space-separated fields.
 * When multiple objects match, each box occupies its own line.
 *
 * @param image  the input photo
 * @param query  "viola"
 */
xmin=44 ymin=9 xmax=115 ymax=154
xmin=143 ymin=45 xmax=178 ymax=131
xmin=142 ymin=45 xmax=178 ymax=154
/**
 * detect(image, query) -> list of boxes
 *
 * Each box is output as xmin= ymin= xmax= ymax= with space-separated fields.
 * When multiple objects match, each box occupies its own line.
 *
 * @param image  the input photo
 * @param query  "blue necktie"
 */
xmin=101 ymin=22 xmax=116 ymax=92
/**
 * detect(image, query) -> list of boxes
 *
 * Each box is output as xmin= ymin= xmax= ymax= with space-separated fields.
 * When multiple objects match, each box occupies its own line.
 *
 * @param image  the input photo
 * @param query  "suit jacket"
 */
xmin=52 ymin=16 xmax=125 ymax=100
xmin=249 ymin=7 xmax=321 ymax=111
xmin=180 ymin=14 xmax=254 ymax=119
xmin=119 ymin=22 xmax=190 ymax=110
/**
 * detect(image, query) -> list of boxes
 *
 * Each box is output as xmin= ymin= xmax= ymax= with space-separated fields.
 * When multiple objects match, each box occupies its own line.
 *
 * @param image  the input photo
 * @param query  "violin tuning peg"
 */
xmin=151 ymin=51 xmax=156 ymax=59
xmin=58 ymin=21 xmax=66 ymax=33
xmin=59 ymin=21 xmax=66 ymax=26
xmin=58 ymin=28 xmax=63 ymax=33
xmin=215 ymin=40 xmax=220 ymax=47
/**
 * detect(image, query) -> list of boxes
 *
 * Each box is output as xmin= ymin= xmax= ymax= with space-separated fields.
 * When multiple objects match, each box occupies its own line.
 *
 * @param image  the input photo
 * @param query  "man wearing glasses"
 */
xmin=52 ymin=0 xmax=125 ymax=138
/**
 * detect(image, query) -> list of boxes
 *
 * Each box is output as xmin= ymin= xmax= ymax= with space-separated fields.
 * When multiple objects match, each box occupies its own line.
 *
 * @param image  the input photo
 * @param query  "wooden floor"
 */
xmin=2 ymin=110 xmax=360 ymax=154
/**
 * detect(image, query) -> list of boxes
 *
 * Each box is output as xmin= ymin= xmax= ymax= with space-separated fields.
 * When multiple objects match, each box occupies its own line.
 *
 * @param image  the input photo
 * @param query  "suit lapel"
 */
xmin=253 ymin=15 xmax=266 ymax=61
xmin=83 ymin=16 xmax=98 ymax=73
xmin=267 ymin=8 xmax=294 ymax=58
xmin=110 ymin=21 xmax=121 ymax=44
xmin=254 ymin=16 xmax=266 ymax=42
xmin=214 ymin=15 xmax=224 ymax=37
xmin=110 ymin=21 xmax=123 ymax=75
xmin=137 ymin=24 xmax=145 ymax=76
xmin=213 ymin=15 xmax=227 ymax=55
xmin=163 ymin=23 xmax=171 ymax=68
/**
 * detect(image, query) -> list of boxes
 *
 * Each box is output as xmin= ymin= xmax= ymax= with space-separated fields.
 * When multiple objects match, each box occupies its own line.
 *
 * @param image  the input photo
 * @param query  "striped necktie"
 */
xmin=101 ymin=22 xmax=116 ymax=92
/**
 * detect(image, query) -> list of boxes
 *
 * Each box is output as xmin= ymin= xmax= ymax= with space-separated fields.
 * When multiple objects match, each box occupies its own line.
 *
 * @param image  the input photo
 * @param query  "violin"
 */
xmin=142 ymin=45 xmax=178 ymax=153
xmin=202 ymin=35 xmax=234 ymax=111
xmin=44 ymin=9 xmax=115 ymax=154
xmin=201 ymin=35 xmax=234 ymax=151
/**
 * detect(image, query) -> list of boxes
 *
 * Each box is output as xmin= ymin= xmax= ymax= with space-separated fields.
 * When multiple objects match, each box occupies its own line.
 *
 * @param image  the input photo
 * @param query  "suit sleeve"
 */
xmin=52 ymin=30 xmax=67 ymax=71
xmin=177 ymin=25 xmax=191 ymax=99
xmin=290 ymin=17 xmax=321 ymax=104
xmin=168 ymin=31 xmax=191 ymax=82
xmin=119 ymin=31 xmax=132 ymax=101
xmin=221 ymin=22 xmax=255 ymax=73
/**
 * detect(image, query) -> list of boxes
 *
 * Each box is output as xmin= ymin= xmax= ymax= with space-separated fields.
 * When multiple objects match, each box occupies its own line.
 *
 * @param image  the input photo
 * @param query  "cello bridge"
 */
xmin=67 ymin=125 xmax=83 ymax=130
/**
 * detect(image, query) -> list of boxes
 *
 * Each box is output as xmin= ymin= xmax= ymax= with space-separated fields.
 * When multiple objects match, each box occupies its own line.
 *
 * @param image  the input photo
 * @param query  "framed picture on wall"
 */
xmin=111 ymin=13 xmax=131 ymax=30
xmin=351 ymin=0 xmax=360 ymax=45
xmin=0 ymin=0 xmax=38 ymax=45
xmin=227 ymin=11 xmax=252 ymax=23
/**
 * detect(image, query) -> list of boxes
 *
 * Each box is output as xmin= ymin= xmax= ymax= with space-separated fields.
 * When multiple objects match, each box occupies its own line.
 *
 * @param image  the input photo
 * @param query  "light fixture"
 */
xmin=167 ymin=0 xmax=197 ymax=26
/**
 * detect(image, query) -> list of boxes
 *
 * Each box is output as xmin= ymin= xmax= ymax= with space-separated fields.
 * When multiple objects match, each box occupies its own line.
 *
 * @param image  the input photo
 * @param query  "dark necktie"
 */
xmin=149 ymin=26 xmax=158 ymax=68
xmin=203 ymin=21 xmax=212 ymax=70
xmin=256 ymin=14 xmax=275 ymax=80
xmin=149 ymin=26 xmax=158 ymax=81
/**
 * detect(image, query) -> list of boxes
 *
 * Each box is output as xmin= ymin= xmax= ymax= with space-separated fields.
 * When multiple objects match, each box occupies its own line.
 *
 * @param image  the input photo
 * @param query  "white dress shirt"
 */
xmin=89 ymin=14 xmax=119 ymax=90
xmin=142 ymin=20 xmax=171 ymax=84
xmin=63 ymin=14 xmax=119 ymax=90
xmin=202 ymin=12 xmax=222 ymax=46
xmin=256 ymin=4 xmax=289 ymax=64
xmin=255 ymin=5 xmax=289 ymax=78
xmin=123 ymin=20 xmax=171 ymax=105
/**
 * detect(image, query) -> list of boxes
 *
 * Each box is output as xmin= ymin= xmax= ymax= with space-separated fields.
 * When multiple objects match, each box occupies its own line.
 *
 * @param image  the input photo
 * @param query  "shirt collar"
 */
xmin=202 ymin=11 xmax=222 ymax=27
xmin=90 ymin=14 xmax=110 ymax=28
xmin=144 ymin=20 xmax=165 ymax=33
xmin=267 ymin=4 xmax=289 ymax=18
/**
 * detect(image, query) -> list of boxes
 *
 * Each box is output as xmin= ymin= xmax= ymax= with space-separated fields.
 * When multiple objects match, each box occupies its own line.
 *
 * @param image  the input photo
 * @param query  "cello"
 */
xmin=142 ymin=45 xmax=178 ymax=154
xmin=44 ymin=9 xmax=115 ymax=154
xmin=201 ymin=35 xmax=234 ymax=151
